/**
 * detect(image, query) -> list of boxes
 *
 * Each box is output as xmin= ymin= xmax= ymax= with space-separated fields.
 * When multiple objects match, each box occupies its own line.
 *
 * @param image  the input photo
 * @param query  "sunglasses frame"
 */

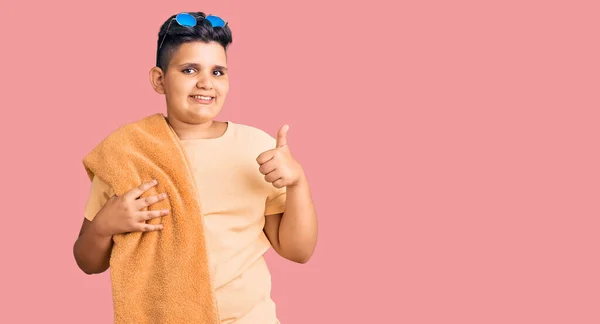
xmin=158 ymin=13 xmax=228 ymax=50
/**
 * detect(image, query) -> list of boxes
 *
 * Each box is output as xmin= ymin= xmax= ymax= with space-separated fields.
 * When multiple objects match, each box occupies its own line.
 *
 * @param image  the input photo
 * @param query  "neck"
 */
xmin=166 ymin=116 xmax=224 ymax=140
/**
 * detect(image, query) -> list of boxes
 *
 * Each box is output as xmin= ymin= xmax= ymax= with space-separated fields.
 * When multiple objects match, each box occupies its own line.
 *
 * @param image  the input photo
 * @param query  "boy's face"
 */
xmin=152 ymin=41 xmax=229 ymax=124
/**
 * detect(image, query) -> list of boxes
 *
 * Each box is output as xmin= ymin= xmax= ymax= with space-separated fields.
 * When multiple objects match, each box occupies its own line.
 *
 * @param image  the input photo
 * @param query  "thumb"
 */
xmin=276 ymin=124 xmax=289 ymax=148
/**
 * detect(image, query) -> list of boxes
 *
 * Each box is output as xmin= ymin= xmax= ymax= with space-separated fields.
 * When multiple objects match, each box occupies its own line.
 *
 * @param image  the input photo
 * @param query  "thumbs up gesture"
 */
xmin=256 ymin=124 xmax=305 ymax=188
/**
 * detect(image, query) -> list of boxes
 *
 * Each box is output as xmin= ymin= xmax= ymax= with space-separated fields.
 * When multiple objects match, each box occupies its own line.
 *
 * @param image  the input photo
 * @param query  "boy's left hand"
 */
xmin=257 ymin=124 xmax=305 ymax=189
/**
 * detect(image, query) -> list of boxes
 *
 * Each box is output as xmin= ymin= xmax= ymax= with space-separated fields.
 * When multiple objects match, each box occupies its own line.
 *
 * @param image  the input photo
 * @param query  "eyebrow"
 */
xmin=178 ymin=63 xmax=228 ymax=71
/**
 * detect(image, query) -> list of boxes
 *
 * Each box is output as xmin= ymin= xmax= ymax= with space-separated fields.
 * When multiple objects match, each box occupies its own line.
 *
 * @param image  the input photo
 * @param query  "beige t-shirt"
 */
xmin=84 ymin=121 xmax=286 ymax=324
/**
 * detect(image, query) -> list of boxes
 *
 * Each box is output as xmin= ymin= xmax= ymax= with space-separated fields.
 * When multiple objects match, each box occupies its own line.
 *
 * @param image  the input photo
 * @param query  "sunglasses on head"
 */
xmin=158 ymin=13 xmax=227 ymax=50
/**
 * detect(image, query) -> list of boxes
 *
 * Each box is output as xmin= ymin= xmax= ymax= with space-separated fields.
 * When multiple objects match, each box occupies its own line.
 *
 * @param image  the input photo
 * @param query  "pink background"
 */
xmin=1 ymin=0 xmax=599 ymax=323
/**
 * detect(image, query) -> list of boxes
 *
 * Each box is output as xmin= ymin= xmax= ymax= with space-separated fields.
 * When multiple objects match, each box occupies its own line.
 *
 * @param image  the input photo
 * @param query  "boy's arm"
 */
xmin=73 ymin=176 xmax=115 ymax=274
xmin=73 ymin=177 xmax=168 ymax=274
xmin=73 ymin=218 xmax=114 ymax=274
xmin=259 ymin=125 xmax=318 ymax=264
xmin=73 ymin=178 xmax=168 ymax=274
xmin=264 ymin=173 xmax=318 ymax=264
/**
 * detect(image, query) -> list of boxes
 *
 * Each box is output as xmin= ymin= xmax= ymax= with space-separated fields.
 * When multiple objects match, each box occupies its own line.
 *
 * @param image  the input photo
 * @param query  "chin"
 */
xmin=168 ymin=102 xmax=223 ymax=122
xmin=187 ymin=109 xmax=221 ymax=123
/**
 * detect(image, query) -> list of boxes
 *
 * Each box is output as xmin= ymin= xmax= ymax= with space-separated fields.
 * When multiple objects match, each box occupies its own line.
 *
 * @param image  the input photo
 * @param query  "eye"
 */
xmin=213 ymin=70 xmax=224 ymax=76
xmin=182 ymin=68 xmax=196 ymax=74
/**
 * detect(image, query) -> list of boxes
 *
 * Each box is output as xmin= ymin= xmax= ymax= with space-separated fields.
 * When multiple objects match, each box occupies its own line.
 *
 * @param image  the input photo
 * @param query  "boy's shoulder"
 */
xmin=230 ymin=121 xmax=276 ymax=145
xmin=93 ymin=113 xmax=166 ymax=143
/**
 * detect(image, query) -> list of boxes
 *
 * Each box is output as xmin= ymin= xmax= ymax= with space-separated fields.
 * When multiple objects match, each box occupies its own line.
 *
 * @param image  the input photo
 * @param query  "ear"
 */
xmin=149 ymin=67 xmax=166 ymax=94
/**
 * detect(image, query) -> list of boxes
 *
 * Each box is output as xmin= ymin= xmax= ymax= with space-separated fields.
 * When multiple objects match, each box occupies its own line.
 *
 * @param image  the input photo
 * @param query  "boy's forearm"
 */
xmin=278 ymin=174 xmax=318 ymax=263
xmin=73 ymin=221 xmax=113 ymax=274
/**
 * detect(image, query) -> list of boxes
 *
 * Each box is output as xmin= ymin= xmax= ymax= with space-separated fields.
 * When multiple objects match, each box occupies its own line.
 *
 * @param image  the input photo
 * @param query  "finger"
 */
xmin=134 ymin=193 xmax=167 ymax=210
xmin=138 ymin=209 xmax=169 ymax=221
xmin=272 ymin=178 xmax=286 ymax=188
xmin=256 ymin=149 xmax=275 ymax=165
xmin=276 ymin=124 xmax=289 ymax=148
xmin=136 ymin=223 xmax=164 ymax=232
xmin=258 ymin=159 xmax=277 ymax=175
xmin=124 ymin=180 xmax=158 ymax=200
xmin=264 ymin=169 xmax=282 ymax=183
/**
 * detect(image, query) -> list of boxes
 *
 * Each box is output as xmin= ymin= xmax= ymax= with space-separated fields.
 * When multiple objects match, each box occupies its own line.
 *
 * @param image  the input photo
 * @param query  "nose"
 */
xmin=196 ymin=71 xmax=213 ymax=90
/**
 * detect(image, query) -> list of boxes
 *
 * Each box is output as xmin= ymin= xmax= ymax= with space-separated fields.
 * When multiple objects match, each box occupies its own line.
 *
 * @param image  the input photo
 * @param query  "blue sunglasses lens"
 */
xmin=206 ymin=15 xmax=225 ymax=27
xmin=176 ymin=13 xmax=197 ymax=27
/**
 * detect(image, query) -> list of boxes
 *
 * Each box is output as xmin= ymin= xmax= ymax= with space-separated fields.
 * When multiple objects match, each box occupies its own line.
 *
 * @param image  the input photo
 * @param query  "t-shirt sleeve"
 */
xmin=265 ymin=186 xmax=286 ymax=216
xmin=84 ymin=175 xmax=115 ymax=221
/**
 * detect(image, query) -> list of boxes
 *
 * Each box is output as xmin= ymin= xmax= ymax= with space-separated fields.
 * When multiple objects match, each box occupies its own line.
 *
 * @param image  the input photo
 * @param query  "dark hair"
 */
xmin=155 ymin=12 xmax=233 ymax=71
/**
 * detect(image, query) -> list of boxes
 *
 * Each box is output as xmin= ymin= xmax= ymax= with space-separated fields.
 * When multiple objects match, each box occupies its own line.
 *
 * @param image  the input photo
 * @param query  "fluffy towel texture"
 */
xmin=82 ymin=113 xmax=218 ymax=324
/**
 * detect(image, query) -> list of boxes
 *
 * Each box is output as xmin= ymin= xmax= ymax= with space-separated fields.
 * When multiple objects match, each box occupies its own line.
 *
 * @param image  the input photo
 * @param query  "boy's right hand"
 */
xmin=91 ymin=180 xmax=169 ymax=237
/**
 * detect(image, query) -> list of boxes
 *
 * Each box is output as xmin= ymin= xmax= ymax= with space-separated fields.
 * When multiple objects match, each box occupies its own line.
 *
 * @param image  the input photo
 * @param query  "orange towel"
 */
xmin=82 ymin=113 xmax=218 ymax=324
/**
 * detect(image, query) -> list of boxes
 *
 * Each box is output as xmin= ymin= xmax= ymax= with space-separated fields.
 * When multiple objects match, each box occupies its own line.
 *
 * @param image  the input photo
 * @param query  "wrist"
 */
xmin=90 ymin=219 xmax=113 ymax=239
xmin=290 ymin=170 xmax=307 ymax=188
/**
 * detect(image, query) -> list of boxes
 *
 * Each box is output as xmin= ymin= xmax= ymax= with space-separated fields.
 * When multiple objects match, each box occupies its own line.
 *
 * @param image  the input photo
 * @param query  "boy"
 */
xmin=73 ymin=11 xmax=318 ymax=324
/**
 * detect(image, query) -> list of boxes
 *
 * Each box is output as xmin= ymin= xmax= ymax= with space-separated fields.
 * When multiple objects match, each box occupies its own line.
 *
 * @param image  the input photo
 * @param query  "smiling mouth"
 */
xmin=190 ymin=95 xmax=215 ymax=103
xmin=191 ymin=95 xmax=213 ymax=100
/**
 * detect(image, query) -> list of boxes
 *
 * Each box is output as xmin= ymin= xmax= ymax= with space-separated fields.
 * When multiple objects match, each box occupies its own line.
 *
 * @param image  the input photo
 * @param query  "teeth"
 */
xmin=193 ymin=95 xmax=212 ymax=100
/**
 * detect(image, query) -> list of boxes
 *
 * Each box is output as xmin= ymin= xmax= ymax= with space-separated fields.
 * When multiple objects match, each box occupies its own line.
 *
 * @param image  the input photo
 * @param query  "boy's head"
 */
xmin=150 ymin=12 xmax=233 ymax=125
